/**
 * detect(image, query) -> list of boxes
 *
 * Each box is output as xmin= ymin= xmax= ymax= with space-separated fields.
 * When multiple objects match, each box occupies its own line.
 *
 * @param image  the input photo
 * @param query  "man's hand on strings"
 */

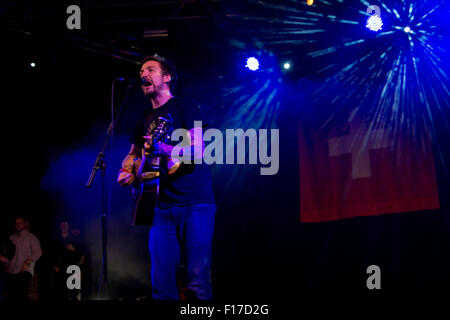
xmin=143 ymin=136 xmax=173 ymax=157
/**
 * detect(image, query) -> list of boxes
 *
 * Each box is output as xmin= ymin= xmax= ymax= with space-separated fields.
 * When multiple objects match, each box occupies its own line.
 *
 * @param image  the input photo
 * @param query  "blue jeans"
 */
xmin=149 ymin=204 xmax=216 ymax=300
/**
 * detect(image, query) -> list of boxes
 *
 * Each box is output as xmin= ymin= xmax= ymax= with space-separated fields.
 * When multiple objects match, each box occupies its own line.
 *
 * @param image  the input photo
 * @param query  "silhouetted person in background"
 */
xmin=49 ymin=220 xmax=70 ymax=300
xmin=67 ymin=223 xmax=89 ymax=300
xmin=50 ymin=221 xmax=89 ymax=300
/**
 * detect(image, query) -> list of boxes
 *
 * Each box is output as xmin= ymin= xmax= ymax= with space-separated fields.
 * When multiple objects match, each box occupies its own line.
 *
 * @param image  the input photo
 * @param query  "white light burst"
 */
xmin=366 ymin=14 xmax=383 ymax=32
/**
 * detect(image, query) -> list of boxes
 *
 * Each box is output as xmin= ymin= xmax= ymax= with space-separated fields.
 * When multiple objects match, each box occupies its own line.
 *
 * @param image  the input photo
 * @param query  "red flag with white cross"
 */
xmin=298 ymin=109 xmax=440 ymax=223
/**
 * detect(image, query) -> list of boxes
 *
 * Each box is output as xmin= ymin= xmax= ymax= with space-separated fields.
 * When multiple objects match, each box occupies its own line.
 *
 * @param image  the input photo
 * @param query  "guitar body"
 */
xmin=130 ymin=114 xmax=173 ymax=226
xmin=131 ymin=177 xmax=159 ymax=226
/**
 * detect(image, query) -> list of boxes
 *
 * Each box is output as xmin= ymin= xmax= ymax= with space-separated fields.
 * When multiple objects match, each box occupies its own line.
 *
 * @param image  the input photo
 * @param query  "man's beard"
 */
xmin=144 ymin=90 xmax=155 ymax=98
xmin=144 ymin=83 xmax=163 ymax=98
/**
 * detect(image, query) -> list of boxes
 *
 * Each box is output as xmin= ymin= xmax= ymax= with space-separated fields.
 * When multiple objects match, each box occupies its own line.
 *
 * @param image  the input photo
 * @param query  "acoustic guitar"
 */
xmin=131 ymin=114 xmax=173 ymax=226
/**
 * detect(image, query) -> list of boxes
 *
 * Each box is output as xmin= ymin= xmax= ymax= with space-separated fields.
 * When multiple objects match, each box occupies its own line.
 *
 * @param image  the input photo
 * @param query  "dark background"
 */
xmin=1 ymin=0 xmax=449 ymax=300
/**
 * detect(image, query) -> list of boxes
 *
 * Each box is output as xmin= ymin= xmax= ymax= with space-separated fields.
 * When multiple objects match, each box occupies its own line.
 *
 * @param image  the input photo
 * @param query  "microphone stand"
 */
xmin=86 ymin=78 xmax=133 ymax=299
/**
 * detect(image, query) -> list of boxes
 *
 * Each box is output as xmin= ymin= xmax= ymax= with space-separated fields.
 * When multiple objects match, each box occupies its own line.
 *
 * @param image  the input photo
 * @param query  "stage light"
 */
xmin=283 ymin=62 xmax=291 ymax=70
xmin=245 ymin=57 xmax=260 ymax=71
xmin=366 ymin=15 xmax=383 ymax=32
xmin=404 ymin=26 xmax=412 ymax=33
xmin=307 ymin=0 xmax=314 ymax=6
xmin=30 ymin=62 xmax=36 ymax=67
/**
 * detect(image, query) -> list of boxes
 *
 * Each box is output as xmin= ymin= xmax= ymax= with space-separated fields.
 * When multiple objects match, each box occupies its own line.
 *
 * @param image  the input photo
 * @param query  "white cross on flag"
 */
xmin=298 ymin=109 xmax=440 ymax=223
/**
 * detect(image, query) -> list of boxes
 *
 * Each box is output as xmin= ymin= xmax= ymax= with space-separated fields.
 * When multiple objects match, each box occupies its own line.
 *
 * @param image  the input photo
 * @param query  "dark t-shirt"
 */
xmin=130 ymin=97 xmax=215 ymax=208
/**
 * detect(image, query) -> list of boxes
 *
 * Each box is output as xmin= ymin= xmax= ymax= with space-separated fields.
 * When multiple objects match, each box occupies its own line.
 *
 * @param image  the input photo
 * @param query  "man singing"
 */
xmin=117 ymin=54 xmax=216 ymax=300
